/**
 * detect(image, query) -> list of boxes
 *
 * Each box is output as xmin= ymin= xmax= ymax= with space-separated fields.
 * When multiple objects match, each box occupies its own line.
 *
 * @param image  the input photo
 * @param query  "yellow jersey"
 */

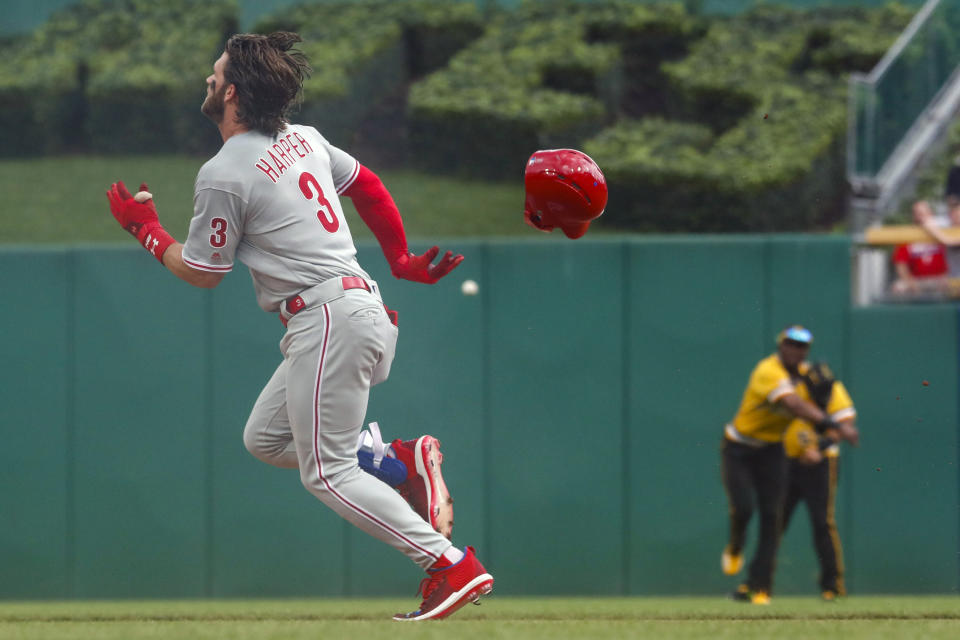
xmin=725 ymin=354 xmax=807 ymax=445
xmin=783 ymin=381 xmax=856 ymax=458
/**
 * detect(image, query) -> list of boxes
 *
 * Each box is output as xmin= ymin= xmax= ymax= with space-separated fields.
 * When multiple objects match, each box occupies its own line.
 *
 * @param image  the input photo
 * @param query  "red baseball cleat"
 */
xmin=393 ymin=546 xmax=494 ymax=621
xmin=392 ymin=436 xmax=454 ymax=539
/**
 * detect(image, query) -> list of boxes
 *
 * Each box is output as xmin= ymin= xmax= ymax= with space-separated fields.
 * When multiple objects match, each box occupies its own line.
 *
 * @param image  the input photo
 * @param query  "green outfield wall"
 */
xmin=1 ymin=236 xmax=957 ymax=598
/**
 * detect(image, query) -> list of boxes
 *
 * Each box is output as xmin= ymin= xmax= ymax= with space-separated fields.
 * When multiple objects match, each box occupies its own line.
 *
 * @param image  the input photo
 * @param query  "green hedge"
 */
xmin=0 ymin=0 xmax=235 ymax=156
xmin=408 ymin=1 xmax=699 ymax=178
xmin=0 ymin=54 xmax=80 ymax=156
xmin=0 ymin=0 xmax=482 ymax=157
xmin=0 ymin=8 xmax=91 ymax=154
xmin=254 ymin=0 xmax=483 ymax=147
xmin=399 ymin=1 xmax=487 ymax=77
xmin=83 ymin=1 xmax=237 ymax=154
xmin=583 ymin=4 xmax=912 ymax=232
xmin=586 ymin=1 xmax=706 ymax=116
xmin=0 ymin=0 xmax=925 ymax=232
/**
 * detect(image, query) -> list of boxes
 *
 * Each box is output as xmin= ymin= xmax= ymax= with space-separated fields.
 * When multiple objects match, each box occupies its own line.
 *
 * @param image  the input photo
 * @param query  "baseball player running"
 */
xmin=105 ymin=32 xmax=490 ymax=620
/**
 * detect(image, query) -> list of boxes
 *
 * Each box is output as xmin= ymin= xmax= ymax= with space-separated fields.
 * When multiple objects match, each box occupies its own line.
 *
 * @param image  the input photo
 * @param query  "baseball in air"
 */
xmin=461 ymin=279 xmax=479 ymax=296
xmin=134 ymin=191 xmax=153 ymax=203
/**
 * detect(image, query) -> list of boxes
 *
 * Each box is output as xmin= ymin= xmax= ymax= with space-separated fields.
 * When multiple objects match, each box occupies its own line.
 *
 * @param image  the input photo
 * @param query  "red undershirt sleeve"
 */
xmin=342 ymin=164 xmax=409 ymax=266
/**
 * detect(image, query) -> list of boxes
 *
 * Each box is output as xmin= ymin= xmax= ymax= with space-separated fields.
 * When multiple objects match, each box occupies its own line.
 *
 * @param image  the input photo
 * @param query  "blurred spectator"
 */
xmin=889 ymin=202 xmax=949 ymax=296
xmin=912 ymin=163 xmax=960 ymax=278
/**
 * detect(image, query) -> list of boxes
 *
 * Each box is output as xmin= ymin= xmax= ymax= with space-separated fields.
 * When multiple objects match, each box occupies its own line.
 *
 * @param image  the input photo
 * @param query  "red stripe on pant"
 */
xmin=311 ymin=304 xmax=438 ymax=561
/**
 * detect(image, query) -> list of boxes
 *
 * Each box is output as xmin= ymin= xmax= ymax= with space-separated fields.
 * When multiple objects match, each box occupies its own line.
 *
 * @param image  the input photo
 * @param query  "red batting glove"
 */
xmin=107 ymin=181 xmax=156 ymax=232
xmin=390 ymin=246 xmax=464 ymax=284
xmin=106 ymin=181 xmax=175 ymax=263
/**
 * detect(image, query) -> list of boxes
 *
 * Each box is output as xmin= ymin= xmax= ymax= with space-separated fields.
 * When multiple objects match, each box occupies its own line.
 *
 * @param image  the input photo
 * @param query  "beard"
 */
xmin=201 ymin=82 xmax=226 ymax=124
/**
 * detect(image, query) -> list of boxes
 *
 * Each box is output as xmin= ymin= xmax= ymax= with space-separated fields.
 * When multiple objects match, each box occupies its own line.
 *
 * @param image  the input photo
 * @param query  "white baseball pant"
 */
xmin=243 ymin=280 xmax=452 ymax=568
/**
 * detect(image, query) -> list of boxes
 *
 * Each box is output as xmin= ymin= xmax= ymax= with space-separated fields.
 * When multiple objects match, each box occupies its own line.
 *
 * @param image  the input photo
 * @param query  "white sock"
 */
xmin=442 ymin=547 xmax=464 ymax=564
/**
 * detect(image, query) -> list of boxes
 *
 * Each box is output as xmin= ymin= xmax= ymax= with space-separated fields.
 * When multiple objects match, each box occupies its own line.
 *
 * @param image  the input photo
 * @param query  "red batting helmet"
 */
xmin=524 ymin=148 xmax=607 ymax=239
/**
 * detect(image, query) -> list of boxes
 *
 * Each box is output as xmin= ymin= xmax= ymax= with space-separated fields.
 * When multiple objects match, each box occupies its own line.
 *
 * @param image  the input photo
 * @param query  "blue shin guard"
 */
xmin=357 ymin=422 xmax=408 ymax=487
xmin=357 ymin=449 xmax=408 ymax=487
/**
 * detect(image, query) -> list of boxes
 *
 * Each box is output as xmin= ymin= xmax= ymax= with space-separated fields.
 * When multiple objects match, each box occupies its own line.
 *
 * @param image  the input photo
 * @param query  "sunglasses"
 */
xmin=781 ymin=326 xmax=812 ymax=344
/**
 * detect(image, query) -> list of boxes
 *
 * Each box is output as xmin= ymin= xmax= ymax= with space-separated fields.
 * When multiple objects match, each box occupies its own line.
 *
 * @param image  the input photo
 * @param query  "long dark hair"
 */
xmin=223 ymin=32 xmax=312 ymax=136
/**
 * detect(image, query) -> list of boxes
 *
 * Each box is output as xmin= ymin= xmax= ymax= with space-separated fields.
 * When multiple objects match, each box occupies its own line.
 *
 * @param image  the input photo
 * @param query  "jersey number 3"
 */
xmin=299 ymin=171 xmax=339 ymax=233
xmin=210 ymin=218 xmax=227 ymax=248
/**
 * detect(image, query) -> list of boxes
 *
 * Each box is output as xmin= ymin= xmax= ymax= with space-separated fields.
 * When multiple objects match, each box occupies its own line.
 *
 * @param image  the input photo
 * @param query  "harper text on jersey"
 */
xmin=255 ymin=132 xmax=315 ymax=183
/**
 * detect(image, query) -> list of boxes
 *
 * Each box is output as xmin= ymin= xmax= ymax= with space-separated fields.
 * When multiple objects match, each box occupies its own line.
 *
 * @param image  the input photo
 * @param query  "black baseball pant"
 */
xmin=783 ymin=455 xmax=845 ymax=595
xmin=721 ymin=438 xmax=787 ymax=593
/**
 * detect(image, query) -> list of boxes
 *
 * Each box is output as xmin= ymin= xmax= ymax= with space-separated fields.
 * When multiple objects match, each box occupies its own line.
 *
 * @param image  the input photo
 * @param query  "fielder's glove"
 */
xmin=802 ymin=361 xmax=836 ymax=410
xmin=814 ymin=416 xmax=839 ymax=435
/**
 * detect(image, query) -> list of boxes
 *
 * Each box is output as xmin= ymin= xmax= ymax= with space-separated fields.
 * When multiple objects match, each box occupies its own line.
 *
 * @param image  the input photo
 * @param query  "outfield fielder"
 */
xmin=105 ymin=32 xmax=491 ymax=621
xmin=720 ymin=326 xmax=856 ymax=605
xmin=781 ymin=362 xmax=859 ymax=600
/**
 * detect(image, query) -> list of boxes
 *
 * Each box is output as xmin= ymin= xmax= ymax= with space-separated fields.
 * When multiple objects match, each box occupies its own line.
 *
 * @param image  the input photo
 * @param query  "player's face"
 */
xmin=778 ymin=340 xmax=809 ymax=371
xmin=201 ymin=52 xmax=229 ymax=124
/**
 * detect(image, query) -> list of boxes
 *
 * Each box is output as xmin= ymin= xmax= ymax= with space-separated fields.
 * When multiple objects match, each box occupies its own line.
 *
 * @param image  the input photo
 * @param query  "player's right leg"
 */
xmin=243 ymin=360 xmax=299 ymax=469
xmin=720 ymin=439 xmax=754 ymax=576
xmin=244 ymin=361 xmax=455 ymax=538
xmin=282 ymin=300 xmax=459 ymax=561
xmin=284 ymin=295 xmax=492 ymax=619
xmin=780 ymin=461 xmax=804 ymax=536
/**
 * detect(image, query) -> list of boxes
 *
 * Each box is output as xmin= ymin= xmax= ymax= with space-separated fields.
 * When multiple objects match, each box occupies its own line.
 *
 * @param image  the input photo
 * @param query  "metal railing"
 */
xmin=848 ymin=0 xmax=960 ymax=186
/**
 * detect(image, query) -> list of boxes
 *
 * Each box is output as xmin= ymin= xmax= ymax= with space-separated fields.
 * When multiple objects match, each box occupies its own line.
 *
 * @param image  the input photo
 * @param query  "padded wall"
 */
xmin=0 ymin=237 xmax=956 ymax=597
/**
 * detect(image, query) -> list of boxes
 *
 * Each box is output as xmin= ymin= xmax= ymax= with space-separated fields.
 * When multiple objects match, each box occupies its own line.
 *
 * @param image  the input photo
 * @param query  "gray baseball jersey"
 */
xmin=185 ymin=124 xmax=451 ymax=569
xmin=182 ymin=124 xmax=370 ymax=312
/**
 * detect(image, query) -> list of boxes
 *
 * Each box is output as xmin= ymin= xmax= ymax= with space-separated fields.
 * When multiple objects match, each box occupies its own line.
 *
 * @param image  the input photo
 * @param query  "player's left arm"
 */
xmin=916 ymin=200 xmax=960 ymax=246
xmin=342 ymin=164 xmax=463 ymax=283
xmin=778 ymin=392 xmax=829 ymax=425
xmin=830 ymin=381 xmax=859 ymax=446
xmin=836 ymin=417 xmax=859 ymax=446
xmin=106 ymin=181 xmax=224 ymax=289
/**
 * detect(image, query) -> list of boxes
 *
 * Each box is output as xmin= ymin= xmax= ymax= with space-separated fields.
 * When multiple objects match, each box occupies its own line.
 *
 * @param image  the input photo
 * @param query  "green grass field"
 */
xmin=0 ymin=155 xmax=529 ymax=245
xmin=1 ymin=597 xmax=958 ymax=640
